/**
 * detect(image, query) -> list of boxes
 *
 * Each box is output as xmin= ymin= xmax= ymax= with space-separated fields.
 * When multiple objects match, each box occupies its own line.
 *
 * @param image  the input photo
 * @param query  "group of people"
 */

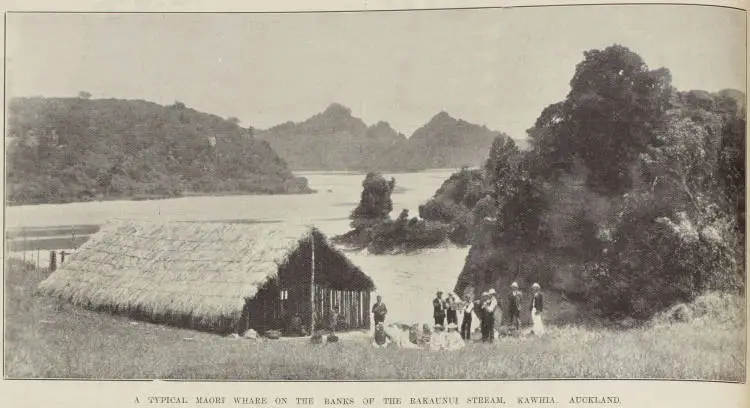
xmin=370 ymin=282 xmax=545 ymax=349
xmin=372 ymin=321 xmax=466 ymax=351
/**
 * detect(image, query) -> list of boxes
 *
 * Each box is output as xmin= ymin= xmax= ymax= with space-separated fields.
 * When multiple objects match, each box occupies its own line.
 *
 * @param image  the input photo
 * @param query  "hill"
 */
xmin=6 ymin=97 xmax=311 ymax=205
xmin=257 ymin=104 xmax=506 ymax=171
xmin=256 ymin=103 xmax=411 ymax=171
xmin=408 ymin=111 xmax=504 ymax=169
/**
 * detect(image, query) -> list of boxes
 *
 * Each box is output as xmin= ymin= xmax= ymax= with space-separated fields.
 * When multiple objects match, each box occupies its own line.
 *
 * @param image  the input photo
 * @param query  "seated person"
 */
xmin=372 ymin=323 xmax=391 ymax=348
xmin=444 ymin=323 xmax=465 ymax=350
xmin=429 ymin=324 xmax=447 ymax=351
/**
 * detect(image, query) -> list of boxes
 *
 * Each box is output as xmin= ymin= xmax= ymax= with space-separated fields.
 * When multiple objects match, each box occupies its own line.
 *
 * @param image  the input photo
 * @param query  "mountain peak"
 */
xmin=323 ymin=103 xmax=352 ymax=116
xmin=428 ymin=111 xmax=458 ymax=125
xmin=434 ymin=111 xmax=452 ymax=119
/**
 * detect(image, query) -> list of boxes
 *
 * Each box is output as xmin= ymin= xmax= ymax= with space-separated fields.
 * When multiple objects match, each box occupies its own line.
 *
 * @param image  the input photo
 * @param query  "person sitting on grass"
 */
xmin=429 ymin=324 xmax=447 ymax=351
xmin=372 ymin=322 xmax=391 ymax=348
xmin=328 ymin=304 xmax=340 ymax=334
xmin=288 ymin=313 xmax=307 ymax=337
xmin=419 ymin=324 xmax=432 ymax=347
xmin=408 ymin=323 xmax=421 ymax=345
xmin=444 ymin=323 xmax=465 ymax=351
xmin=385 ymin=323 xmax=419 ymax=349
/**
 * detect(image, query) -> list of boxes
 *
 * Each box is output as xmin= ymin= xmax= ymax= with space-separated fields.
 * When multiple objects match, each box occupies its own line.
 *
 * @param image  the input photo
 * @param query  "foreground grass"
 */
xmin=4 ymin=261 xmax=746 ymax=380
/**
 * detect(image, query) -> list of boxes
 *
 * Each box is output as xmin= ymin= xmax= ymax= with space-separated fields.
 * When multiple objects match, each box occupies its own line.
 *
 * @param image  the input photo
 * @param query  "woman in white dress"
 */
xmin=530 ymin=283 xmax=545 ymax=336
xmin=429 ymin=324 xmax=447 ymax=351
xmin=444 ymin=323 xmax=465 ymax=350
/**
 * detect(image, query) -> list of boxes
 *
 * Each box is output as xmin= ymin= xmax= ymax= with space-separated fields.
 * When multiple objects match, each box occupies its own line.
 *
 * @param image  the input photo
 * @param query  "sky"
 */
xmin=6 ymin=5 xmax=746 ymax=143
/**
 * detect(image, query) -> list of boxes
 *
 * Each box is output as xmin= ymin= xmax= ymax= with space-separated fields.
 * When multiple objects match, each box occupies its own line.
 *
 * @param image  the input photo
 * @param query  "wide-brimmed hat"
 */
xmin=510 ymin=282 xmax=519 ymax=288
xmin=446 ymin=323 xmax=458 ymax=330
xmin=434 ymin=324 xmax=444 ymax=330
xmin=481 ymin=291 xmax=489 ymax=297
xmin=488 ymin=288 xmax=497 ymax=295
xmin=532 ymin=283 xmax=541 ymax=289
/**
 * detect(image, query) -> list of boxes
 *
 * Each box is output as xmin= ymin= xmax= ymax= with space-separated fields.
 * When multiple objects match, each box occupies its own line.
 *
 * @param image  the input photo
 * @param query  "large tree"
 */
xmin=529 ymin=45 xmax=674 ymax=195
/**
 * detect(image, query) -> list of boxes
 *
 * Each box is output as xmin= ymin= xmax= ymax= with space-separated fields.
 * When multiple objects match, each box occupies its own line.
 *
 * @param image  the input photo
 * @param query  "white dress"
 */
xmin=531 ymin=295 xmax=545 ymax=336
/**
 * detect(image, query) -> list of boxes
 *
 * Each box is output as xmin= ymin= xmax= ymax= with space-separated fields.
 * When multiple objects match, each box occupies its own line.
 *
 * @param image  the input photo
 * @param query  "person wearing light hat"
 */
xmin=481 ymin=289 xmax=498 ymax=342
xmin=445 ymin=322 xmax=465 ymax=350
xmin=484 ymin=288 xmax=497 ymax=343
xmin=446 ymin=293 xmax=458 ymax=325
xmin=460 ymin=293 xmax=476 ymax=340
xmin=478 ymin=291 xmax=490 ymax=341
xmin=507 ymin=282 xmax=522 ymax=332
xmin=530 ymin=283 xmax=545 ymax=336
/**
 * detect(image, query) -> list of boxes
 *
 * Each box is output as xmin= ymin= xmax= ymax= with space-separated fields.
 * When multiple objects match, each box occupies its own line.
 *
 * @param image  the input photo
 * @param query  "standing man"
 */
xmin=372 ymin=295 xmax=388 ymax=326
xmin=433 ymin=291 xmax=446 ymax=326
xmin=479 ymin=291 xmax=489 ymax=341
xmin=460 ymin=293 xmax=475 ymax=340
xmin=508 ymin=282 xmax=522 ymax=331
xmin=484 ymin=289 xmax=498 ymax=342
xmin=446 ymin=293 xmax=458 ymax=325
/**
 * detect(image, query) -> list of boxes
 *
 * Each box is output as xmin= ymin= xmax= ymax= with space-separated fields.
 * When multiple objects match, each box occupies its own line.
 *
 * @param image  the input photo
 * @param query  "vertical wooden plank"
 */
xmin=350 ymin=291 xmax=354 ymax=327
xmin=317 ymin=285 xmax=322 ymax=328
xmin=343 ymin=291 xmax=348 ymax=327
xmin=365 ymin=292 xmax=370 ymax=328
xmin=359 ymin=291 xmax=364 ymax=327
xmin=358 ymin=291 xmax=363 ymax=327
xmin=346 ymin=291 xmax=351 ymax=326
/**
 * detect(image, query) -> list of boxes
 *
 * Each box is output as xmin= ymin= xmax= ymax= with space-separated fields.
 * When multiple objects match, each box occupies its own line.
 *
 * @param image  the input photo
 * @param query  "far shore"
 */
xmin=6 ymin=168 xmax=469 ymax=208
xmin=5 ymin=187 xmax=318 ymax=208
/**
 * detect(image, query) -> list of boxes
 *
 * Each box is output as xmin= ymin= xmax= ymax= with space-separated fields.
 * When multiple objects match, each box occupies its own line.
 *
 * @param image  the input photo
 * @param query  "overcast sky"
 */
xmin=6 ymin=5 xmax=746 ymax=142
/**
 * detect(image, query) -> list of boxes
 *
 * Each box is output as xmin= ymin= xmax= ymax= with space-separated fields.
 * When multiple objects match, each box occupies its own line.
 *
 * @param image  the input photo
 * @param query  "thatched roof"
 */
xmin=37 ymin=219 xmax=373 ymax=325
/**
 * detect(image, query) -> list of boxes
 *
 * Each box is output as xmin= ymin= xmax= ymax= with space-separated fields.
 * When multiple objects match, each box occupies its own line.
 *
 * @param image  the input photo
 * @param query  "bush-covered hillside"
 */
xmin=6 ymin=97 xmax=311 ymax=205
xmin=448 ymin=45 xmax=745 ymax=322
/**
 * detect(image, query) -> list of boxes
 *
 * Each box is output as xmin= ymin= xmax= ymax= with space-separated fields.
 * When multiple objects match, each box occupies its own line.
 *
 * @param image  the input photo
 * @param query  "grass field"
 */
xmin=4 ymin=259 xmax=746 ymax=381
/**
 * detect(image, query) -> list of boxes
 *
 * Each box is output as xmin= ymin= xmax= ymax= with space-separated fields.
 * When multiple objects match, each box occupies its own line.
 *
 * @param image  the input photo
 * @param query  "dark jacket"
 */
xmin=433 ymin=297 xmax=445 ymax=318
xmin=530 ymin=292 xmax=543 ymax=312
xmin=372 ymin=302 xmax=388 ymax=317
xmin=508 ymin=291 xmax=522 ymax=315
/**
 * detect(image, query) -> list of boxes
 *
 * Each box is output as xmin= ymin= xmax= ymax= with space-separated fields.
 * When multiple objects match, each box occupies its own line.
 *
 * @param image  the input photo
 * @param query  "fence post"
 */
xmin=36 ymin=247 xmax=40 ymax=273
xmin=49 ymin=251 xmax=57 ymax=272
xmin=60 ymin=250 xmax=67 ymax=265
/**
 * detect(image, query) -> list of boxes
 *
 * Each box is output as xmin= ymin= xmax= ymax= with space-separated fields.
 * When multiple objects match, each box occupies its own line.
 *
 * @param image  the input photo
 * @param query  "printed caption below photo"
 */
xmin=136 ymin=395 xmax=621 ymax=407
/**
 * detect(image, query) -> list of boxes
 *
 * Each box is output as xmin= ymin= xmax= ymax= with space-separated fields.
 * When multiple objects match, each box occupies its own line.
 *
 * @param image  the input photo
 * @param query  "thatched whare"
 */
xmin=37 ymin=219 xmax=375 ymax=335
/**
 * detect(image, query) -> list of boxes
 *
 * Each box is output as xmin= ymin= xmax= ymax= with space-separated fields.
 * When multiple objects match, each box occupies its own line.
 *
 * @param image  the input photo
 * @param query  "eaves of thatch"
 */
xmin=37 ymin=219 xmax=373 ymax=326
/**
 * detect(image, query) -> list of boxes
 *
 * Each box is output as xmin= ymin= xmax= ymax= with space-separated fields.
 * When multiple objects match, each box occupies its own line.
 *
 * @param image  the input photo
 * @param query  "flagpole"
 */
xmin=310 ymin=228 xmax=316 ymax=336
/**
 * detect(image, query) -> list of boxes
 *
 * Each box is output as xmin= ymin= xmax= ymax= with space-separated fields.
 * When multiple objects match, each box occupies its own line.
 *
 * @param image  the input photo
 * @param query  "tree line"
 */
xmin=6 ymin=97 xmax=311 ymax=205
